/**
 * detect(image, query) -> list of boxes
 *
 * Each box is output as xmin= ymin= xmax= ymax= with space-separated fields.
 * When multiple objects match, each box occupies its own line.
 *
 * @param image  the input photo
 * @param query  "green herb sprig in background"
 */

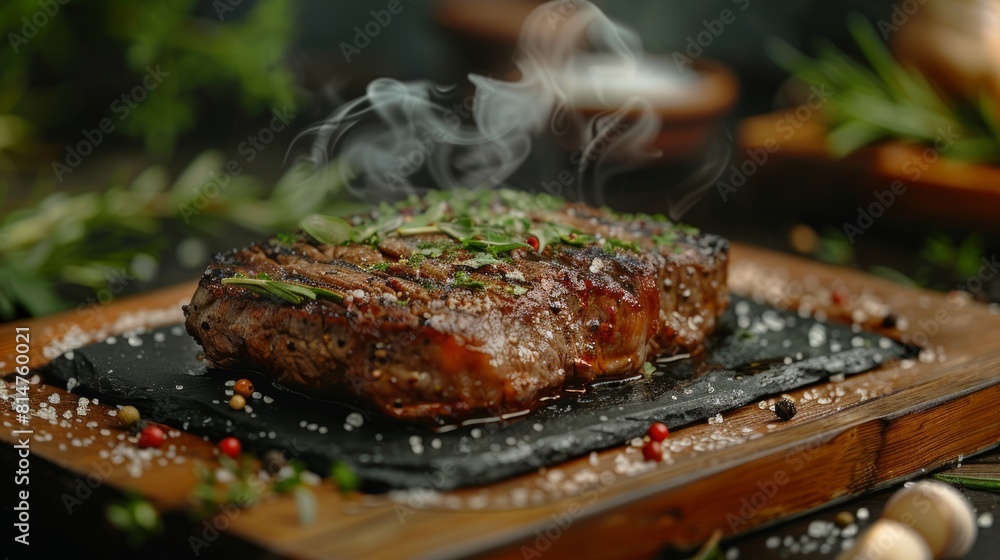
xmin=767 ymin=13 xmax=1000 ymax=162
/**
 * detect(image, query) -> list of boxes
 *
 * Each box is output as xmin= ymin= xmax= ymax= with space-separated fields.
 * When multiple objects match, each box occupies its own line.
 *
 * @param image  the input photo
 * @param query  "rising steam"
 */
xmin=300 ymin=0 xmax=723 ymax=217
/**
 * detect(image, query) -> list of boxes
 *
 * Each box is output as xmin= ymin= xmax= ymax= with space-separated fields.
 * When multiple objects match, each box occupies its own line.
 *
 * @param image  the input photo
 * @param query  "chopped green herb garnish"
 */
xmin=420 ymin=280 xmax=439 ymax=291
xmin=299 ymin=189 xmax=698 ymax=264
xmin=605 ymin=238 xmax=641 ymax=253
xmin=275 ymin=232 xmax=298 ymax=245
xmin=406 ymin=253 xmax=426 ymax=268
xmin=453 ymin=270 xmax=485 ymax=289
xmin=642 ymin=361 xmax=656 ymax=376
xmin=505 ymin=285 xmax=529 ymax=296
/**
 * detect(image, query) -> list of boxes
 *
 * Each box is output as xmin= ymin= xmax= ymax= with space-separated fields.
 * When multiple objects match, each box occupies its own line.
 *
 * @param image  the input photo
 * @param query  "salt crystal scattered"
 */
xmin=345 ymin=412 xmax=364 ymax=428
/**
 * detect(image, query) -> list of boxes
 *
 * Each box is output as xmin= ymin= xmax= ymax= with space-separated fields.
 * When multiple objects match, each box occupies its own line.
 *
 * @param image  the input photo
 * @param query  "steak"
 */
xmin=183 ymin=189 xmax=729 ymax=423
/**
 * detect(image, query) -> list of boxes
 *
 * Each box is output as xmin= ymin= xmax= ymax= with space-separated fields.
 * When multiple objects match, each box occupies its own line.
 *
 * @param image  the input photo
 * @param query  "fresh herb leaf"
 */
xmin=329 ymin=461 xmax=361 ymax=493
xmin=642 ymin=362 xmax=656 ymax=376
xmin=353 ymin=212 xmax=404 ymax=244
xmin=301 ymin=215 xmax=352 ymax=245
xmin=457 ymin=252 xmax=505 ymax=269
xmin=401 ymin=200 xmax=448 ymax=229
xmin=437 ymin=217 xmax=475 ymax=241
xmin=505 ymin=285 xmax=529 ymax=296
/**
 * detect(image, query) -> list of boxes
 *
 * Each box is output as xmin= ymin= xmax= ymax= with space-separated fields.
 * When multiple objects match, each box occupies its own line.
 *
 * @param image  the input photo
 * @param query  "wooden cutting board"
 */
xmin=3 ymin=243 xmax=1000 ymax=559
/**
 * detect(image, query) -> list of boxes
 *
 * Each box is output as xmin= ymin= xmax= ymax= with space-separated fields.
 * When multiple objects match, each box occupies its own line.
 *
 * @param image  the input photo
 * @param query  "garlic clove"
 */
xmin=882 ymin=481 xmax=977 ymax=559
xmin=837 ymin=518 xmax=932 ymax=560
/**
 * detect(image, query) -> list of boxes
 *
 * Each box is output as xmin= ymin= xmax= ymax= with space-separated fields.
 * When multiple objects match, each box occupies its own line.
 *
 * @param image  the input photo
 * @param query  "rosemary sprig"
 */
xmin=767 ymin=13 xmax=1000 ymax=162
xmin=222 ymin=274 xmax=344 ymax=305
xmin=931 ymin=473 xmax=1000 ymax=492
xmin=299 ymin=189 xmax=676 ymax=258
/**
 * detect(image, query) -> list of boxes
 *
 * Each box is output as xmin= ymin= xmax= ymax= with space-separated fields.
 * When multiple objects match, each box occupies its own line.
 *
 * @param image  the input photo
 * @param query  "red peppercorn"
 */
xmin=233 ymin=379 xmax=254 ymax=398
xmin=526 ymin=236 xmax=539 ymax=251
xmin=647 ymin=422 xmax=669 ymax=442
xmin=218 ymin=437 xmax=242 ymax=459
xmin=137 ymin=425 xmax=165 ymax=448
xmin=642 ymin=440 xmax=663 ymax=462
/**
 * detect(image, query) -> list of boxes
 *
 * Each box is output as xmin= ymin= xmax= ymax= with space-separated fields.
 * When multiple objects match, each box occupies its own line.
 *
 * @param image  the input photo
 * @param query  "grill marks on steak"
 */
xmin=184 ymin=194 xmax=728 ymax=423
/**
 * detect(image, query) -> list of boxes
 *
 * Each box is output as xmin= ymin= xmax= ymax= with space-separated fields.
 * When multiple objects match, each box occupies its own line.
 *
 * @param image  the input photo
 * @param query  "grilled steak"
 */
xmin=183 ymin=189 xmax=728 ymax=423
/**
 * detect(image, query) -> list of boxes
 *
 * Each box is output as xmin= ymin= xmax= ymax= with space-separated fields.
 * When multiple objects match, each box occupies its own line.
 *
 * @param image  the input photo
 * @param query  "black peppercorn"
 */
xmin=775 ymin=398 xmax=797 ymax=421
xmin=881 ymin=313 xmax=898 ymax=329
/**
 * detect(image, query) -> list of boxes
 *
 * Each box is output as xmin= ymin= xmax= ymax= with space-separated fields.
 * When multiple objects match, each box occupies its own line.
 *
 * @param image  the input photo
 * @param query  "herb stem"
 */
xmin=931 ymin=473 xmax=1000 ymax=492
xmin=396 ymin=225 xmax=441 ymax=236
xmin=222 ymin=276 xmax=345 ymax=305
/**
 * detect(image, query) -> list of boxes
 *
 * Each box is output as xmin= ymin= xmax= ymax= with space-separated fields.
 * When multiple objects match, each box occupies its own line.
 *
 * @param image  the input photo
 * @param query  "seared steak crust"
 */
xmin=184 ymin=191 xmax=728 ymax=423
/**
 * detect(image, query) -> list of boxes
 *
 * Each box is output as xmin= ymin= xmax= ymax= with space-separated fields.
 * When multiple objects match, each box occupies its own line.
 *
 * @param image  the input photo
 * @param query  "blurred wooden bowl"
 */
xmin=436 ymin=0 xmax=738 ymax=162
xmin=556 ymin=56 xmax=738 ymax=162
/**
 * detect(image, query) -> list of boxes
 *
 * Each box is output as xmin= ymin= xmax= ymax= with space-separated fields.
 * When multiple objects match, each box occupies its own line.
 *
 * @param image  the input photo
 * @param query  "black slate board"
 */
xmin=41 ymin=297 xmax=914 ymax=490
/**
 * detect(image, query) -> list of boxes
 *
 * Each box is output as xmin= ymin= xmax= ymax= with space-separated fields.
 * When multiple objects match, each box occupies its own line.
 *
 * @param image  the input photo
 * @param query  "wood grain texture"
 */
xmin=3 ymin=243 xmax=1000 ymax=559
